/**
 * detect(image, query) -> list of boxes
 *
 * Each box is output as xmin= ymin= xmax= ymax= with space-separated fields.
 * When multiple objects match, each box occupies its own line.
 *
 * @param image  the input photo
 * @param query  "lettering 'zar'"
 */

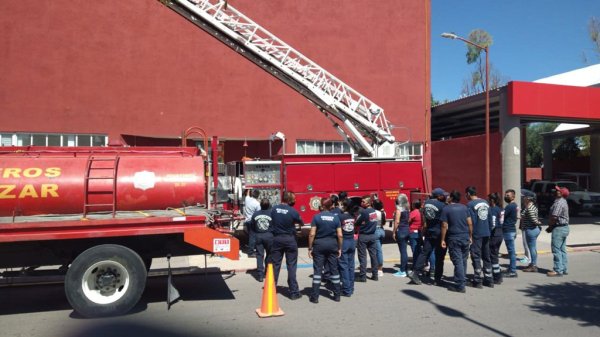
xmin=0 ymin=168 xmax=62 ymax=199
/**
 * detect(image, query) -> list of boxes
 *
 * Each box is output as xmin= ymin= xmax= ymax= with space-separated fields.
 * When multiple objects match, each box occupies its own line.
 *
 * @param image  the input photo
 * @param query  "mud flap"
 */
xmin=167 ymin=255 xmax=181 ymax=310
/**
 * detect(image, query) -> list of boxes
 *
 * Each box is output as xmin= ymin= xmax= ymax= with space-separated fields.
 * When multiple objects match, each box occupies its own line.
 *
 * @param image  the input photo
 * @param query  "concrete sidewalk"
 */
xmin=153 ymin=218 xmax=600 ymax=272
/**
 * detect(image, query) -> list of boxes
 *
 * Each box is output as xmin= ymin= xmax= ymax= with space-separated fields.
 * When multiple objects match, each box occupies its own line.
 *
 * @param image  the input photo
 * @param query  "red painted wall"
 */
xmin=431 ymin=132 xmax=502 ymax=195
xmin=0 ymin=0 xmax=430 ymax=157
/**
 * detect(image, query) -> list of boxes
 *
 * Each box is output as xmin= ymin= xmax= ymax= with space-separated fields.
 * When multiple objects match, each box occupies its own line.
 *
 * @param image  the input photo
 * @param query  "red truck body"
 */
xmin=0 ymin=146 xmax=239 ymax=317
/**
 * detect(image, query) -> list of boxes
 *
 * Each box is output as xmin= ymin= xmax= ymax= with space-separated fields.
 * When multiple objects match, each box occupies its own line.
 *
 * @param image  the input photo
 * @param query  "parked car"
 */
xmin=530 ymin=180 xmax=600 ymax=216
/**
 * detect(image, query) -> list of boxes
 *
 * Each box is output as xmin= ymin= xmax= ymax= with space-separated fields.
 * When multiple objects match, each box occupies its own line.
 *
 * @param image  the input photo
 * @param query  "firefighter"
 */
xmin=354 ymin=195 xmax=379 ymax=282
xmin=488 ymin=192 xmax=504 ymax=284
xmin=408 ymin=188 xmax=448 ymax=286
xmin=440 ymin=190 xmax=473 ymax=293
xmin=249 ymin=198 xmax=274 ymax=282
xmin=270 ymin=191 xmax=304 ymax=300
xmin=465 ymin=186 xmax=493 ymax=288
xmin=338 ymin=199 xmax=357 ymax=297
xmin=307 ymin=197 xmax=343 ymax=303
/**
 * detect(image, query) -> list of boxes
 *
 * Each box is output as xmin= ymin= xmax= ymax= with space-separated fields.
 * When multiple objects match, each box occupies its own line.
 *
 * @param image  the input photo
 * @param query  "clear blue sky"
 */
xmin=432 ymin=0 xmax=600 ymax=102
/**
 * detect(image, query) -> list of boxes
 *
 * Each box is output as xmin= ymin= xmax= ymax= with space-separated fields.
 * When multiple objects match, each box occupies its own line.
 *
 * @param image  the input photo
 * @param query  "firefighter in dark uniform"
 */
xmin=488 ymin=192 xmax=504 ymax=284
xmin=338 ymin=199 xmax=357 ymax=297
xmin=270 ymin=191 xmax=304 ymax=300
xmin=249 ymin=198 xmax=274 ymax=282
xmin=308 ymin=197 xmax=343 ymax=303
xmin=409 ymin=188 xmax=448 ymax=286
xmin=440 ymin=190 xmax=473 ymax=293
xmin=355 ymin=195 xmax=379 ymax=282
xmin=465 ymin=186 xmax=493 ymax=288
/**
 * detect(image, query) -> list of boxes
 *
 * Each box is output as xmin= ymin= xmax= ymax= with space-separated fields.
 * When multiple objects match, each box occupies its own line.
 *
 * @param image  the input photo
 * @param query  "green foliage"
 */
xmin=554 ymin=137 xmax=582 ymax=161
xmin=466 ymin=29 xmax=492 ymax=64
xmin=589 ymin=17 xmax=600 ymax=61
xmin=526 ymin=123 xmax=558 ymax=167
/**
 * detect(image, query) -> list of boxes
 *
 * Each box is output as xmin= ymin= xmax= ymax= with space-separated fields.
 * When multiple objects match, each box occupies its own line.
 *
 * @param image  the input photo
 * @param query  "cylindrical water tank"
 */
xmin=0 ymin=147 xmax=206 ymax=216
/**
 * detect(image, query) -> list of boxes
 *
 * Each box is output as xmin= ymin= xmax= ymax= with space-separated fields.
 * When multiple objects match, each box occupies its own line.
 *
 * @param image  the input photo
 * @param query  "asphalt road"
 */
xmin=1 ymin=249 xmax=599 ymax=337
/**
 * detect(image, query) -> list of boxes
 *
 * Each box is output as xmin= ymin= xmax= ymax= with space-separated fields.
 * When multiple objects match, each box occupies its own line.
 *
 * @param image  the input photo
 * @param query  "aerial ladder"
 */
xmin=161 ymin=0 xmax=405 ymax=158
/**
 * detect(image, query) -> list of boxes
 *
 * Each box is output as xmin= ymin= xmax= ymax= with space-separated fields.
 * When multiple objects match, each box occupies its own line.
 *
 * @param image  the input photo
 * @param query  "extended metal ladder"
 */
xmin=162 ymin=0 xmax=397 ymax=157
xmin=83 ymin=155 xmax=120 ymax=217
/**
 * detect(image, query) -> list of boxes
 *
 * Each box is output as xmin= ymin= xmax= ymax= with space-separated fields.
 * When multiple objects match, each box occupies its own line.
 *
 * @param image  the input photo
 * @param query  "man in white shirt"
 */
xmin=244 ymin=189 xmax=261 ymax=257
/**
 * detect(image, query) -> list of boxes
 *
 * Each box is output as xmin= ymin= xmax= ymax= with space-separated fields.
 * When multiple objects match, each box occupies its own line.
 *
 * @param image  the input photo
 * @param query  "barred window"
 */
xmin=296 ymin=140 xmax=352 ymax=154
xmin=0 ymin=133 xmax=108 ymax=147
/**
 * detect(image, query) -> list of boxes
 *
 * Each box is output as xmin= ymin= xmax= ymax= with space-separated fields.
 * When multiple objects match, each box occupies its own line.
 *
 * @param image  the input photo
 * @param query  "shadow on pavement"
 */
xmin=64 ymin=321 xmax=215 ymax=337
xmin=402 ymin=289 xmax=511 ymax=337
xmin=0 ymin=268 xmax=236 ymax=316
xmin=519 ymin=281 xmax=600 ymax=327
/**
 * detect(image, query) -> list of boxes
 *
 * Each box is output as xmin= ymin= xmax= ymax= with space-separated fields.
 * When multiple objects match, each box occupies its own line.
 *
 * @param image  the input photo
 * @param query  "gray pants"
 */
xmin=357 ymin=233 xmax=378 ymax=278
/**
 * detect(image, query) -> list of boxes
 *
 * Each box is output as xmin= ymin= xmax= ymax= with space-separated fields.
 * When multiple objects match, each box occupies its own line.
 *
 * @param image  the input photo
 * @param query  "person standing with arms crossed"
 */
xmin=440 ymin=190 xmax=473 ymax=293
xmin=270 ymin=191 xmax=304 ymax=299
xmin=307 ymin=197 xmax=343 ymax=303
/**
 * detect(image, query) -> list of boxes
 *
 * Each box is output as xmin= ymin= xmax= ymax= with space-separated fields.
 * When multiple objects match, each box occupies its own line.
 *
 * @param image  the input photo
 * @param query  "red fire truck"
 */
xmin=1 ymin=0 xmax=427 ymax=318
xmin=0 ymin=142 xmax=240 ymax=317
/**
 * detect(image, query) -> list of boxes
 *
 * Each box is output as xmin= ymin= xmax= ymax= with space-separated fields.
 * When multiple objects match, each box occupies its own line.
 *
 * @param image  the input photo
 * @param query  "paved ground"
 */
xmin=1 ymin=250 xmax=599 ymax=337
xmin=1 ymin=215 xmax=599 ymax=337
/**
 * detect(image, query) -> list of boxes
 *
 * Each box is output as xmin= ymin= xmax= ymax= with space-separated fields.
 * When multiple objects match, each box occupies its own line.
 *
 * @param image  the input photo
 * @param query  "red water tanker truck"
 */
xmin=0 ymin=145 xmax=240 ymax=317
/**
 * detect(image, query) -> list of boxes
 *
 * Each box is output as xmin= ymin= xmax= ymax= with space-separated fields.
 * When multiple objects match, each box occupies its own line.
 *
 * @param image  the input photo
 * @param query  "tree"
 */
xmin=526 ymin=122 xmax=558 ymax=167
xmin=583 ymin=16 xmax=600 ymax=63
xmin=554 ymin=137 xmax=582 ymax=161
xmin=460 ymin=29 xmax=508 ymax=96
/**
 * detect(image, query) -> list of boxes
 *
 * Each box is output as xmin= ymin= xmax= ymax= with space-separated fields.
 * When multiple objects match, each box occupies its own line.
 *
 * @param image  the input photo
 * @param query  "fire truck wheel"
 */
xmin=65 ymin=244 xmax=147 ymax=318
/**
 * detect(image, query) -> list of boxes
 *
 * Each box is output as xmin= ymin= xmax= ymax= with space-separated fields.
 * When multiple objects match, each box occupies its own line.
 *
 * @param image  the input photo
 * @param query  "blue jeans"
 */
xmin=338 ymin=238 xmax=356 ymax=295
xmin=408 ymin=231 xmax=423 ymax=264
xmin=551 ymin=226 xmax=569 ymax=274
xmin=503 ymin=231 xmax=517 ymax=273
xmin=375 ymin=227 xmax=386 ymax=266
xmin=524 ymin=227 xmax=541 ymax=266
xmin=396 ymin=229 xmax=410 ymax=273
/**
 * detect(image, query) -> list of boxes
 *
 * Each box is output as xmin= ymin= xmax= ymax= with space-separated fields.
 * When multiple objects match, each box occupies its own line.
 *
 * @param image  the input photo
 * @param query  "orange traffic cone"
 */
xmin=255 ymin=263 xmax=285 ymax=318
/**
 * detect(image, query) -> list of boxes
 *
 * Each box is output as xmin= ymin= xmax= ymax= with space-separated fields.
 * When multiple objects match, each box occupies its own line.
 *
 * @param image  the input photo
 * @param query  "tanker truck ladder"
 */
xmin=162 ymin=0 xmax=396 ymax=158
xmin=83 ymin=155 xmax=120 ymax=218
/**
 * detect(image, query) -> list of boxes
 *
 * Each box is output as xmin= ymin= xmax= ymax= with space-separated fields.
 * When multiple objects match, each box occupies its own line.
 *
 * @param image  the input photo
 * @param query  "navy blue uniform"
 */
xmin=411 ymin=199 xmax=447 ymax=283
xmin=310 ymin=211 xmax=341 ymax=301
xmin=355 ymin=207 xmax=379 ymax=280
xmin=441 ymin=203 xmax=471 ymax=290
xmin=489 ymin=205 xmax=504 ymax=283
xmin=250 ymin=209 xmax=274 ymax=278
xmin=338 ymin=212 xmax=356 ymax=296
xmin=270 ymin=204 xmax=304 ymax=297
xmin=467 ymin=198 xmax=492 ymax=286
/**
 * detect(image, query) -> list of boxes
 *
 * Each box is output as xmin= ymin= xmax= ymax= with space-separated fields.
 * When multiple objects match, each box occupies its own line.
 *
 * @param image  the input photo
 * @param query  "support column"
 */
xmin=499 ymin=91 xmax=521 ymax=203
xmin=542 ymin=135 xmax=553 ymax=180
xmin=591 ymin=133 xmax=600 ymax=191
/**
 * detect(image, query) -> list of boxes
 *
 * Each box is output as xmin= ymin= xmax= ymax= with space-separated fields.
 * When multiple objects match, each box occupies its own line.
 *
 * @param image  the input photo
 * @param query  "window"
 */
xmin=0 ymin=133 xmax=107 ymax=147
xmin=296 ymin=140 xmax=352 ymax=154
xmin=395 ymin=143 xmax=423 ymax=160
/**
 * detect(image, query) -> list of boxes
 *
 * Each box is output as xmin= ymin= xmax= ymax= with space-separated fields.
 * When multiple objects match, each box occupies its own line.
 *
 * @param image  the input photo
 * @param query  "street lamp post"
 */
xmin=441 ymin=32 xmax=490 ymax=196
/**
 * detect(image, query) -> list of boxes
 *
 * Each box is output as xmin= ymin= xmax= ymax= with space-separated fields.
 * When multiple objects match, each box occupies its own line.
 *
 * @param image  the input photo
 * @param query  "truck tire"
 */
xmin=64 ymin=244 xmax=147 ymax=318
